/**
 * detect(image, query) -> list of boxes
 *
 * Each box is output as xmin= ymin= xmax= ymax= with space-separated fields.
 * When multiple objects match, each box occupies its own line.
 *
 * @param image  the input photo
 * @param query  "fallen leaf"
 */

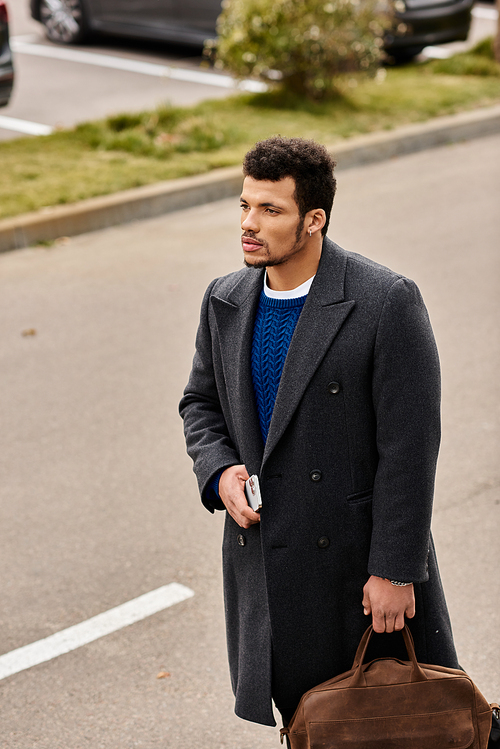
xmin=22 ymin=329 xmax=37 ymax=337
xmin=156 ymin=671 xmax=171 ymax=679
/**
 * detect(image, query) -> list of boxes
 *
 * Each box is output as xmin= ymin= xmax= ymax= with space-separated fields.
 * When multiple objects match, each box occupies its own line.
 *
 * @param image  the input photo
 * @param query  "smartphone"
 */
xmin=245 ymin=474 xmax=262 ymax=512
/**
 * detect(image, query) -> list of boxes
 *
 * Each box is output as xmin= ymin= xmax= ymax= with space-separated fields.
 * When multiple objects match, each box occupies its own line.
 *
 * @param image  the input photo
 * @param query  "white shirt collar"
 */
xmin=263 ymin=273 xmax=315 ymax=299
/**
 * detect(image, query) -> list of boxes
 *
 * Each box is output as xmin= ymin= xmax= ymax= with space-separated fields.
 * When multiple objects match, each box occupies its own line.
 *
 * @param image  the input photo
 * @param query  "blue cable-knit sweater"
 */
xmin=251 ymin=289 xmax=307 ymax=442
xmin=205 ymin=285 xmax=307 ymax=503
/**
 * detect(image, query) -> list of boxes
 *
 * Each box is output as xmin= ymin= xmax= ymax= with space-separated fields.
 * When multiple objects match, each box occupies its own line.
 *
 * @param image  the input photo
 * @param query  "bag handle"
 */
xmin=350 ymin=624 xmax=428 ymax=687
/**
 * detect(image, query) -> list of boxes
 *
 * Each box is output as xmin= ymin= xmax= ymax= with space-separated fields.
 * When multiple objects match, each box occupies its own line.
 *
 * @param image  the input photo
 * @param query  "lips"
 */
xmin=242 ymin=236 xmax=263 ymax=252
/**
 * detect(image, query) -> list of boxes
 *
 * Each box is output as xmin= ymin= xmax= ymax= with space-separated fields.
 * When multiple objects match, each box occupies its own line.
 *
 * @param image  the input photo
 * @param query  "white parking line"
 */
xmin=10 ymin=39 xmax=267 ymax=93
xmin=472 ymin=6 xmax=498 ymax=20
xmin=421 ymin=46 xmax=453 ymax=59
xmin=0 ymin=582 xmax=194 ymax=681
xmin=0 ymin=114 xmax=53 ymax=135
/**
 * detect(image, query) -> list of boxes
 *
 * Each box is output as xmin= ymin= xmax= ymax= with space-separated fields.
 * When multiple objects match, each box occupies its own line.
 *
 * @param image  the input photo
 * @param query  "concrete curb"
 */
xmin=1 ymin=103 xmax=499 ymax=254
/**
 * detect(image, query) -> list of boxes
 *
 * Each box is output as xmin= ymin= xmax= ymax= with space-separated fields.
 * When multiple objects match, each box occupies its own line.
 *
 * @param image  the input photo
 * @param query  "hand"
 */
xmin=219 ymin=465 xmax=261 ymax=529
xmin=362 ymin=575 xmax=415 ymax=633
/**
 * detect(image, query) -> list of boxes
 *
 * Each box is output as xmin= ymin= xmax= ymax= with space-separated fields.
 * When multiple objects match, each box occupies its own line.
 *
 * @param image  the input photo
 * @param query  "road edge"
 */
xmin=1 ymin=103 xmax=499 ymax=254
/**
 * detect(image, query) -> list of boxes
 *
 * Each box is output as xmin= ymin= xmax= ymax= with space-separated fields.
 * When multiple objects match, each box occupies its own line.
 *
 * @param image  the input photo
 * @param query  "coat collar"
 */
xmin=211 ymin=238 xmax=355 ymax=471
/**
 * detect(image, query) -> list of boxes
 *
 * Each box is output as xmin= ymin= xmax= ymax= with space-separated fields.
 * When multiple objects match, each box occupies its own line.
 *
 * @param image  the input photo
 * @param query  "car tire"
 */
xmin=39 ymin=0 xmax=88 ymax=44
xmin=387 ymin=46 xmax=424 ymax=64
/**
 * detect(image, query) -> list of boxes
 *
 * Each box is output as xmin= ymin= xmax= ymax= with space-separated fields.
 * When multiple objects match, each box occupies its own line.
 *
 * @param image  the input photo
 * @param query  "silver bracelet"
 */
xmin=388 ymin=579 xmax=412 ymax=587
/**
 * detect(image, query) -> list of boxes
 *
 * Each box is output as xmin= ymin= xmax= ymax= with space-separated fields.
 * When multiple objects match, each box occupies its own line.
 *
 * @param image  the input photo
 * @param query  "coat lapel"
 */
xmin=262 ymin=239 xmax=355 ymax=466
xmin=211 ymin=268 xmax=265 ymax=472
xmin=210 ymin=240 xmax=355 ymax=473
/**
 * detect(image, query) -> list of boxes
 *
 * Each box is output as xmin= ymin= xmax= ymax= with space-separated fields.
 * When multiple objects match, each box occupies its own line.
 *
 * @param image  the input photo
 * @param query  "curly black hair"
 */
xmin=242 ymin=136 xmax=336 ymax=236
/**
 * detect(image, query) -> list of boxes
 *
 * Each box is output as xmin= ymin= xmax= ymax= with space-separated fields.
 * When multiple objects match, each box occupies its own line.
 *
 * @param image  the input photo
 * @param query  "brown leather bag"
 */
xmin=280 ymin=625 xmax=493 ymax=749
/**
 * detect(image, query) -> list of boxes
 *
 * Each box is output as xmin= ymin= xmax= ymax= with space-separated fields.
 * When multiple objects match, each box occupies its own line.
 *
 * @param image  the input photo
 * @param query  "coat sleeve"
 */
xmin=179 ymin=280 xmax=240 ymax=513
xmin=368 ymin=277 xmax=441 ymax=583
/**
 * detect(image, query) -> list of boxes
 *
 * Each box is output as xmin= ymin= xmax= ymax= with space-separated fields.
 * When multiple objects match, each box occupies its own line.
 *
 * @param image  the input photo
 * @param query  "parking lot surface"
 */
xmin=0 ymin=132 xmax=498 ymax=748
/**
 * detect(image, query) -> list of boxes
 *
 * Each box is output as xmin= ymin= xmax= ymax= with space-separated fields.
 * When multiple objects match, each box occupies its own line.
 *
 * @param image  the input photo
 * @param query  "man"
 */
xmin=179 ymin=137 xmax=459 ymax=729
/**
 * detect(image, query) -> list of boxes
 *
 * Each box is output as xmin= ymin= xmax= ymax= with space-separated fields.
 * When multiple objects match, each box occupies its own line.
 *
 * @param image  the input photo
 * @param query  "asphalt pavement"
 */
xmin=0 ymin=133 xmax=499 ymax=748
xmin=0 ymin=2 xmax=236 ymax=141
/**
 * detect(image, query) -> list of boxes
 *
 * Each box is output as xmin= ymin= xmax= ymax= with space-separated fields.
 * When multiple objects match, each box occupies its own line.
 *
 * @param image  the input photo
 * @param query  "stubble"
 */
xmin=243 ymin=216 xmax=306 ymax=269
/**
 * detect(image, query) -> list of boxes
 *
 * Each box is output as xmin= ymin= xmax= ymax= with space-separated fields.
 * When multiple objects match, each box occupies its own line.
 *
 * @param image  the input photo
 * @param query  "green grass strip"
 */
xmin=1 ymin=56 xmax=499 ymax=221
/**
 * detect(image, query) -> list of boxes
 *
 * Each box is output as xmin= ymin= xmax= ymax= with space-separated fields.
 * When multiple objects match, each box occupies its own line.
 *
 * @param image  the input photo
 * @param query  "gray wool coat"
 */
xmin=179 ymin=238 xmax=459 ymax=727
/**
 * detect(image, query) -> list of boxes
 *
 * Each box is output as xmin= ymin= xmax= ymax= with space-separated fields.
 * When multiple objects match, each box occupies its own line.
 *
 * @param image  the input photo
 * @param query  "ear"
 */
xmin=306 ymin=209 xmax=326 ymax=237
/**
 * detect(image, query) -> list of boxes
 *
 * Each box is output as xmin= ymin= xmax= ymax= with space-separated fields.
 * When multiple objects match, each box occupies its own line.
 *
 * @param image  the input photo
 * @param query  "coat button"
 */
xmin=317 ymin=536 xmax=330 ymax=549
xmin=237 ymin=534 xmax=246 ymax=547
xmin=327 ymin=381 xmax=340 ymax=394
xmin=310 ymin=470 xmax=322 ymax=482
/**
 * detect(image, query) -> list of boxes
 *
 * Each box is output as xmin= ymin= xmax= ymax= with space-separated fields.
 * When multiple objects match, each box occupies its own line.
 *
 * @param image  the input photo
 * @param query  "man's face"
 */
xmin=240 ymin=176 xmax=307 ymax=269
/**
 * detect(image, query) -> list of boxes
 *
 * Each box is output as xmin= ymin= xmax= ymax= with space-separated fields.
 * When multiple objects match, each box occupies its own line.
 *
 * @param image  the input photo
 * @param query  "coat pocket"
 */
xmin=346 ymin=488 xmax=373 ymax=504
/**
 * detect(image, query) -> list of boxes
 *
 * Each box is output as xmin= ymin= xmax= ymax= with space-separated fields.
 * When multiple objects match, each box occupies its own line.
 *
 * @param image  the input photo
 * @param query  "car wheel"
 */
xmin=39 ymin=0 xmax=87 ymax=44
xmin=387 ymin=46 xmax=424 ymax=64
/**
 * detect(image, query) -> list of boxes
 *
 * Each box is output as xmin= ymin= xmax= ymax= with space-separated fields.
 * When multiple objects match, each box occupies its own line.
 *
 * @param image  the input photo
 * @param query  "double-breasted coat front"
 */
xmin=179 ymin=238 xmax=459 ymax=727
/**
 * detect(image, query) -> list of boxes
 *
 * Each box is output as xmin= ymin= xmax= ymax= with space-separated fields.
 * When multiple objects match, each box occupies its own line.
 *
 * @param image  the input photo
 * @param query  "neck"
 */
xmin=266 ymin=238 xmax=322 ymax=291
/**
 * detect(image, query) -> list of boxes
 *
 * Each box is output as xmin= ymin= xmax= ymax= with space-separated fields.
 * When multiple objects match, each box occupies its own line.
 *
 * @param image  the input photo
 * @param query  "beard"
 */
xmin=243 ymin=216 xmax=306 ymax=269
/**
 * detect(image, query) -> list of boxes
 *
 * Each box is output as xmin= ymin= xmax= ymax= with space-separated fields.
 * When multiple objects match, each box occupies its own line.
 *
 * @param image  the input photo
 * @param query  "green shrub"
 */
xmin=207 ymin=0 xmax=393 ymax=100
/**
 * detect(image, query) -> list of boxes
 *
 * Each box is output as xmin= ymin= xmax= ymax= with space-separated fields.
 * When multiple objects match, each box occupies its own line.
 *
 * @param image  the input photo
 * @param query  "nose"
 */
xmin=241 ymin=208 xmax=259 ymax=233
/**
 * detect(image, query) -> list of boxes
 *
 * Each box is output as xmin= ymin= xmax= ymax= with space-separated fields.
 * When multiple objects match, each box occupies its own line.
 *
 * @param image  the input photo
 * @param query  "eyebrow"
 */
xmin=240 ymin=197 xmax=284 ymax=210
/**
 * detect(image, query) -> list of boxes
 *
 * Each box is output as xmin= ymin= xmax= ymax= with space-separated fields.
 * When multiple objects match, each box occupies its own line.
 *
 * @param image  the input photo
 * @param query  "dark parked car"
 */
xmin=387 ymin=0 xmax=473 ymax=60
xmin=30 ymin=0 xmax=473 ymax=60
xmin=0 ymin=0 xmax=14 ymax=107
